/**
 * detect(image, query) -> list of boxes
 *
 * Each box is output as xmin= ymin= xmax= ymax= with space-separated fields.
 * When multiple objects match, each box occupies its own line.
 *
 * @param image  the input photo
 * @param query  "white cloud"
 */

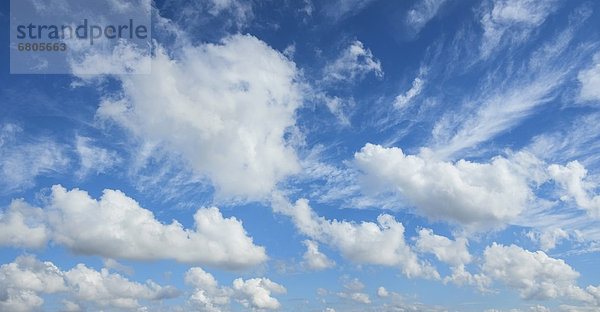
xmin=0 ymin=255 xmax=175 ymax=312
xmin=324 ymin=40 xmax=383 ymax=83
xmin=185 ymin=267 xmax=286 ymax=311
xmin=354 ymin=143 xmax=535 ymax=230
xmin=377 ymin=286 xmax=389 ymax=297
xmin=65 ymin=264 xmax=178 ymax=309
xmin=443 ymin=264 xmax=490 ymax=289
xmin=97 ymin=34 xmax=302 ymax=199
xmin=578 ymin=54 xmax=600 ymax=102
xmin=414 ymin=230 xmax=488 ymax=289
xmin=46 ymin=185 xmax=266 ymax=270
xmin=0 ymin=200 xmax=49 ymax=249
xmin=272 ymin=195 xmax=439 ymax=279
xmin=0 ymin=124 xmax=69 ymax=193
xmin=75 ymin=136 xmax=120 ymax=178
xmin=0 ymin=255 xmax=67 ymax=312
xmin=406 ymin=0 xmax=448 ymax=34
xmin=233 ymin=277 xmax=287 ymax=310
xmin=479 ymin=0 xmax=559 ymax=57
xmin=415 ymin=229 xmax=471 ymax=265
xmin=302 ymin=240 xmax=335 ymax=271
xmin=526 ymin=228 xmax=569 ymax=251
xmin=482 ymin=243 xmax=594 ymax=302
xmin=394 ymin=76 xmax=425 ymax=109
xmin=548 ymin=161 xmax=600 ymax=219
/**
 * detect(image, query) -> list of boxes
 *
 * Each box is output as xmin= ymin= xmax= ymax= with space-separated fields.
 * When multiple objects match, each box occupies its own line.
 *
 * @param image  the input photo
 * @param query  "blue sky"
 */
xmin=1 ymin=0 xmax=600 ymax=311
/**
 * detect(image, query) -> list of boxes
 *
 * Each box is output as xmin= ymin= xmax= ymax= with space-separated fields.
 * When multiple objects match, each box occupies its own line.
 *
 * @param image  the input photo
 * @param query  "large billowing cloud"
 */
xmin=0 ymin=185 xmax=267 ymax=271
xmin=47 ymin=185 xmax=267 ymax=270
xmin=354 ymin=143 xmax=536 ymax=230
xmin=96 ymin=34 xmax=302 ymax=199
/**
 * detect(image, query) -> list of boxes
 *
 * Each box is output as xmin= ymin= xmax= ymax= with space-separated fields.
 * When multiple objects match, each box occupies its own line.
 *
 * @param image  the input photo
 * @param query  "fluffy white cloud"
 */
xmin=302 ymin=240 xmax=335 ymax=271
xmin=186 ymin=267 xmax=232 ymax=312
xmin=578 ymin=54 xmax=600 ymax=102
xmin=482 ymin=243 xmax=593 ymax=302
xmin=97 ymin=34 xmax=302 ymax=199
xmin=0 ymin=255 xmax=67 ymax=312
xmin=354 ymin=143 xmax=534 ymax=230
xmin=548 ymin=161 xmax=600 ymax=219
xmin=377 ymin=286 xmax=389 ymax=297
xmin=415 ymin=229 xmax=471 ymax=265
xmin=272 ymin=196 xmax=439 ymax=279
xmin=233 ymin=277 xmax=287 ymax=310
xmin=0 ymin=200 xmax=49 ymax=249
xmin=46 ymin=185 xmax=266 ymax=270
xmin=324 ymin=40 xmax=383 ymax=82
xmin=185 ymin=267 xmax=286 ymax=311
xmin=65 ymin=264 xmax=178 ymax=309
xmin=480 ymin=0 xmax=559 ymax=57
xmin=0 ymin=255 xmax=175 ymax=312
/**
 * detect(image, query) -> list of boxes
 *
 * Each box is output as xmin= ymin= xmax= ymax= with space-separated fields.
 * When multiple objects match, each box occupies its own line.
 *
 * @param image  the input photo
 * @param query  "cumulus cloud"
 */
xmin=185 ymin=267 xmax=286 ymax=311
xmin=1 ymin=185 xmax=266 ymax=270
xmin=479 ymin=0 xmax=559 ymax=57
xmin=324 ymin=40 xmax=383 ymax=83
xmin=482 ymin=243 xmax=594 ymax=302
xmin=0 ymin=255 xmax=67 ymax=312
xmin=415 ymin=229 xmax=472 ymax=266
xmin=0 ymin=200 xmax=49 ymax=249
xmin=302 ymin=240 xmax=335 ymax=271
xmin=272 ymin=195 xmax=439 ymax=279
xmin=354 ymin=143 xmax=535 ymax=230
xmin=377 ymin=286 xmax=389 ymax=297
xmin=0 ymin=255 xmax=176 ymax=312
xmin=97 ymin=34 xmax=302 ymax=199
xmin=46 ymin=185 xmax=267 ymax=270
xmin=65 ymin=264 xmax=178 ymax=309
xmin=548 ymin=161 xmax=600 ymax=219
